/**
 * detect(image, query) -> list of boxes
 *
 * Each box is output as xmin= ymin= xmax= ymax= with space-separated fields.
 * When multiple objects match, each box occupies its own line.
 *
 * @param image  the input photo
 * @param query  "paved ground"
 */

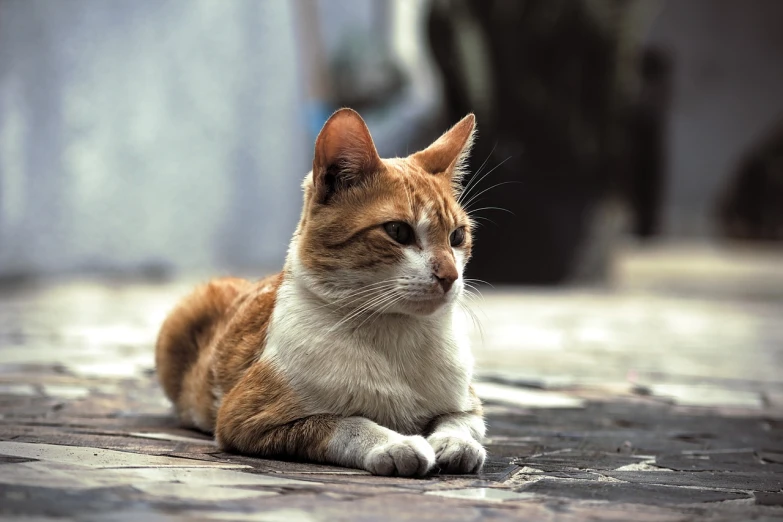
xmin=1 ymin=244 xmax=782 ymax=521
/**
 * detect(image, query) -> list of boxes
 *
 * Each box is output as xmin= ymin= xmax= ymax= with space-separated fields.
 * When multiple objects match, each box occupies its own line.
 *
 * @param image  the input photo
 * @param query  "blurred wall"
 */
xmin=646 ymin=0 xmax=783 ymax=236
xmin=0 ymin=0 xmax=309 ymax=277
xmin=0 ymin=0 xmax=440 ymax=279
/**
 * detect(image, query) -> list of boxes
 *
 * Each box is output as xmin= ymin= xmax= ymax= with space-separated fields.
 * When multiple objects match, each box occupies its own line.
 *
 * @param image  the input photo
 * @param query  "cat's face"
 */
xmin=293 ymin=109 xmax=476 ymax=317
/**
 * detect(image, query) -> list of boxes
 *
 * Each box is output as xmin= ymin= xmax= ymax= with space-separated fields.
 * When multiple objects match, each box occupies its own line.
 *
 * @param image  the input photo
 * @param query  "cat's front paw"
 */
xmin=364 ymin=435 xmax=436 ymax=477
xmin=427 ymin=434 xmax=486 ymax=474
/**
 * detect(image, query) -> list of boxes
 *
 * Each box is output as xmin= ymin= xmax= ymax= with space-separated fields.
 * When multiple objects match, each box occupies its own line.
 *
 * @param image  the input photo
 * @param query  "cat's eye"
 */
xmin=384 ymin=222 xmax=414 ymax=245
xmin=450 ymin=227 xmax=466 ymax=247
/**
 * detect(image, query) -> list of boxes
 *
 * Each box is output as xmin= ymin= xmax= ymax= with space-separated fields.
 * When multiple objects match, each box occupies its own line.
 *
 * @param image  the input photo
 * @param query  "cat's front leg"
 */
xmin=215 ymin=363 xmax=435 ymax=476
xmin=328 ymin=417 xmax=435 ymax=476
xmin=426 ymin=390 xmax=486 ymax=474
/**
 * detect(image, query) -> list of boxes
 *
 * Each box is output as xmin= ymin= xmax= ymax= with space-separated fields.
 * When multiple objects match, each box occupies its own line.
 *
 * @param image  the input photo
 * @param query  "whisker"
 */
xmin=311 ymin=281 xmax=398 ymax=312
xmin=345 ymin=294 xmax=403 ymax=332
xmin=458 ymin=155 xmax=512 ymax=207
xmin=328 ymin=288 xmax=396 ymax=314
xmin=463 ymin=283 xmax=486 ymax=301
xmin=464 ymin=278 xmax=495 ymax=289
xmin=328 ymin=291 xmax=398 ymax=332
xmin=462 ymin=179 xmax=521 ymax=211
xmin=330 ymin=288 xmax=405 ymax=332
xmin=469 ymin=215 xmax=499 ymax=229
xmin=459 ymin=142 xmax=498 ymax=203
xmin=459 ymin=148 xmax=500 ymax=205
xmin=458 ymin=300 xmax=485 ymax=346
xmin=354 ymin=293 xmax=405 ymax=331
xmin=466 ymin=205 xmax=515 ymax=216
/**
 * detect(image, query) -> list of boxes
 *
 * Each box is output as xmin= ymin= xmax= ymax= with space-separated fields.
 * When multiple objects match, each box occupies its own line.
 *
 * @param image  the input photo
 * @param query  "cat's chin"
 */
xmin=396 ymin=296 xmax=452 ymax=317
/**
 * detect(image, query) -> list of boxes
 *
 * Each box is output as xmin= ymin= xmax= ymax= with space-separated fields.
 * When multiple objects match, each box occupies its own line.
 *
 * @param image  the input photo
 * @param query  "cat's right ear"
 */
xmin=312 ymin=108 xmax=382 ymax=204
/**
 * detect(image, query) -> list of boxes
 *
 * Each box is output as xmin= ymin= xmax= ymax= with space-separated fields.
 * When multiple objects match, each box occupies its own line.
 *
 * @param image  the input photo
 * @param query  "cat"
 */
xmin=155 ymin=108 xmax=485 ymax=476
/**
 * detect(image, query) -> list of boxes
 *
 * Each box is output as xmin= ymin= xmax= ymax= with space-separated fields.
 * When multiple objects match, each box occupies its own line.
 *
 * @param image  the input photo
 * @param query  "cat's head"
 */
xmin=292 ymin=108 xmax=476 ymax=317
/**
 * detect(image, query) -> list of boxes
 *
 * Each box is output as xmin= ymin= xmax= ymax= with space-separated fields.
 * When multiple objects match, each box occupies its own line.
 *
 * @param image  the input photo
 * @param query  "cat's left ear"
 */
xmin=312 ymin=108 xmax=382 ymax=204
xmin=412 ymin=114 xmax=476 ymax=181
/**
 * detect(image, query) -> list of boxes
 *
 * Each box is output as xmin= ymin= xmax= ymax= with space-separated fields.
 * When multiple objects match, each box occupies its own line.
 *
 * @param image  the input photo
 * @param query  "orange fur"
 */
xmin=156 ymin=109 xmax=485 ymax=474
xmin=155 ymin=275 xmax=279 ymax=431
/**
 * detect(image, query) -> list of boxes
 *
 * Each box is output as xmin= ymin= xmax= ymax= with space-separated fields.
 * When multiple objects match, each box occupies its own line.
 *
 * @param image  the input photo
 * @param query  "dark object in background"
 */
xmin=428 ymin=0 xmax=662 ymax=284
xmin=627 ymin=48 xmax=672 ymax=239
xmin=717 ymin=121 xmax=783 ymax=242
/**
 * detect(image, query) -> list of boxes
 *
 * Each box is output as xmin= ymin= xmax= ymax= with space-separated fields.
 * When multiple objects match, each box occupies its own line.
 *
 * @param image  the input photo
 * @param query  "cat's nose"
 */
xmin=432 ymin=262 xmax=458 ymax=293
xmin=435 ymin=274 xmax=455 ymax=293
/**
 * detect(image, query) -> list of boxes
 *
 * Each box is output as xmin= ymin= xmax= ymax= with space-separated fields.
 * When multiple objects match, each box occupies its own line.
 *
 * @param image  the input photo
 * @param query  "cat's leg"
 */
xmin=426 ymin=387 xmax=486 ymax=474
xmin=215 ymin=362 xmax=435 ymax=476
xmin=328 ymin=417 xmax=436 ymax=476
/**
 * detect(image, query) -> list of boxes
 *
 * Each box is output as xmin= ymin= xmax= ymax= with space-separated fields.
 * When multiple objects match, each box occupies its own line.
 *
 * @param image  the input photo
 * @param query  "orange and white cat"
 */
xmin=156 ymin=109 xmax=485 ymax=476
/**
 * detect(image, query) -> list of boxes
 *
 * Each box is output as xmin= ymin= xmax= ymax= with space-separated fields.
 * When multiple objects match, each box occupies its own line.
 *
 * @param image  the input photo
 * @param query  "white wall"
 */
xmin=0 ymin=0 xmax=309 ymax=276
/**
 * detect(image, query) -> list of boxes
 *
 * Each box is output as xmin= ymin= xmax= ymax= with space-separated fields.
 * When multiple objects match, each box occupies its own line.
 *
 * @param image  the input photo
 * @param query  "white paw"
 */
xmin=427 ymin=434 xmax=486 ymax=474
xmin=363 ymin=435 xmax=436 ymax=477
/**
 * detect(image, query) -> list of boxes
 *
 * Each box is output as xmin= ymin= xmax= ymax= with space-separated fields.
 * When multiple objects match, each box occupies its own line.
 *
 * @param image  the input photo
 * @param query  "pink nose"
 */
xmin=432 ymin=261 xmax=458 ymax=293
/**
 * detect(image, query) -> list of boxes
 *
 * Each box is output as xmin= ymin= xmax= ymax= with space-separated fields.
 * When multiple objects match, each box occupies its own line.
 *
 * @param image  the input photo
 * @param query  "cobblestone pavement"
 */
xmin=1 ymin=245 xmax=782 ymax=521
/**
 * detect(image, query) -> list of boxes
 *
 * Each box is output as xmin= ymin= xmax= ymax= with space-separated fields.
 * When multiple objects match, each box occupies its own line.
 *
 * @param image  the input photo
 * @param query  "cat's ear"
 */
xmin=412 ymin=114 xmax=476 ymax=181
xmin=312 ymin=108 xmax=382 ymax=204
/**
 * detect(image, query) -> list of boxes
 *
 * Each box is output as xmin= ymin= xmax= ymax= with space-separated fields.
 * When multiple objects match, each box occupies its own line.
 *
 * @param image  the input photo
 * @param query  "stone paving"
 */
xmin=1 ymin=245 xmax=782 ymax=521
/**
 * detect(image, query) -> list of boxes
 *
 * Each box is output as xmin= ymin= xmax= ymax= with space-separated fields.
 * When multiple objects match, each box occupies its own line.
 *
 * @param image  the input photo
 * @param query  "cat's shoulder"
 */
xmin=225 ymin=273 xmax=284 ymax=315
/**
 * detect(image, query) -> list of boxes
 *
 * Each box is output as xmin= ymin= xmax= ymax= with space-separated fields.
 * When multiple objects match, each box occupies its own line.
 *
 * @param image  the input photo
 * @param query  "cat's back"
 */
xmin=156 ymin=276 xmax=254 ymax=404
xmin=156 ymin=273 xmax=282 ymax=431
xmin=211 ymin=273 xmax=285 ymax=390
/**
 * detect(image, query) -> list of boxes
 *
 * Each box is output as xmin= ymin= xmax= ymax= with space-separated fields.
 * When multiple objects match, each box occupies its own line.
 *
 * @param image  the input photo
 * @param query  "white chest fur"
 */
xmin=261 ymin=278 xmax=475 ymax=435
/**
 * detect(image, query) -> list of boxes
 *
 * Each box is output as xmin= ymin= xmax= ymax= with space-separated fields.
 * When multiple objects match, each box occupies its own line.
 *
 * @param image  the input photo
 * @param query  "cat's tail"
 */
xmin=155 ymin=277 xmax=251 ymax=406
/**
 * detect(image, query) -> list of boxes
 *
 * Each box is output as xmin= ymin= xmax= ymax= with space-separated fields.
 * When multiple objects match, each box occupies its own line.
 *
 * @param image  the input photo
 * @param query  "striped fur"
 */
xmin=156 ymin=109 xmax=485 ymax=476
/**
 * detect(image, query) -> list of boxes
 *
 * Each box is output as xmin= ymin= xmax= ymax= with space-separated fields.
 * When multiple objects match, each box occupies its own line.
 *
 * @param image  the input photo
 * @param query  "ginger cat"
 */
xmin=156 ymin=109 xmax=485 ymax=476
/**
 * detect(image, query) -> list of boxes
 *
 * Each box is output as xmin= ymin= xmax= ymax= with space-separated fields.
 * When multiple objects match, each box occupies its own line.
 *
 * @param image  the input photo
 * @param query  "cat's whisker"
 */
xmin=316 ymin=279 xmax=397 ymax=301
xmin=457 ymin=300 xmax=485 ymax=346
xmin=326 ymin=294 xmax=390 ymax=332
xmin=460 ymin=287 xmax=484 ymax=312
xmin=325 ymin=289 xmax=397 ymax=316
xmin=462 ymin=179 xmax=520 ymax=212
xmin=326 ymin=286 xmax=396 ymax=307
xmin=457 ymin=143 xmax=498 ymax=205
xmin=328 ymin=290 xmax=402 ymax=332
xmin=340 ymin=298 xmax=400 ymax=334
xmin=353 ymin=293 xmax=406 ymax=331
xmin=461 ymin=288 xmax=490 ymax=335
xmin=462 ymin=283 xmax=486 ymax=302
xmin=461 ymin=294 xmax=480 ymax=309
xmin=329 ymin=300 xmax=384 ymax=333
xmin=334 ymin=280 xmax=399 ymax=299
xmin=369 ymin=297 xmax=406 ymax=328
xmin=461 ymin=286 xmax=479 ymax=297
xmin=463 ymin=278 xmax=495 ymax=289
xmin=311 ymin=282 xmax=399 ymax=313
xmin=466 ymin=205 xmax=515 ymax=216
xmin=463 ymin=195 xmax=515 ymax=217
xmin=470 ymin=142 xmax=498 ymax=178
xmin=458 ymin=154 xmax=511 ymax=207
xmin=468 ymin=215 xmax=499 ymax=229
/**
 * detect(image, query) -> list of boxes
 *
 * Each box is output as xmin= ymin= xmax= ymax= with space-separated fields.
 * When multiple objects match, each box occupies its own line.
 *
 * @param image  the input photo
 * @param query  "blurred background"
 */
xmin=1 ymin=0 xmax=783 ymax=287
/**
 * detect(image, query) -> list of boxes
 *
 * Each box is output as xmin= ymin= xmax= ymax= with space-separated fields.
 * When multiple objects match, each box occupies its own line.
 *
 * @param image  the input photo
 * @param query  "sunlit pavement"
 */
xmin=1 ymin=243 xmax=782 ymax=521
